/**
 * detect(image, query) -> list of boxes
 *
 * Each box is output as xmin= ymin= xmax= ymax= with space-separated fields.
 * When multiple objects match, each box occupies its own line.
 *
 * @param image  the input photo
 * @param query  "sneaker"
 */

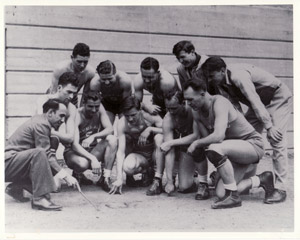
xmin=195 ymin=182 xmax=210 ymax=200
xmin=72 ymin=172 xmax=93 ymax=186
xmin=264 ymin=189 xmax=286 ymax=204
xmin=5 ymin=183 xmax=30 ymax=202
xmin=141 ymin=167 xmax=155 ymax=187
xmin=211 ymin=191 xmax=242 ymax=209
xmin=146 ymin=178 xmax=163 ymax=196
xmin=258 ymin=171 xmax=274 ymax=200
xmin=96 ymin=176 xmax=111 ymax=192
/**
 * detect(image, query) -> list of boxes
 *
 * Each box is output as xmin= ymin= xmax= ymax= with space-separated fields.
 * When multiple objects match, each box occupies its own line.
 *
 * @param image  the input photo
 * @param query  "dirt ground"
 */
xmin=4 ymin=153 xmax=295 ymax=234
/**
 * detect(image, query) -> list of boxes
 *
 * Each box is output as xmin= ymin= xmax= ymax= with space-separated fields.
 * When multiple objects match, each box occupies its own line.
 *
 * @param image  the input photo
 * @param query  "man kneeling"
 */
xmin=183 ymin=77 xmax=274 ymax=209
xmin=64 ymin=91 xmax=117 ymax=192
xmin=109 ymin=96 xmax=163 ymax=194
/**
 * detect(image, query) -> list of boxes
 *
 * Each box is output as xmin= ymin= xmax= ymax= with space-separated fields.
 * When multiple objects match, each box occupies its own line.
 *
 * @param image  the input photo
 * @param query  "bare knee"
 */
xmin=123 ymin=155 xmax=140 ymax=175
xmin=154 ymin=134 xmax=163 ymax=148
xmin=106 ymin=135 xmax=118 ymax=150
xmin=207 ymin=143 xmax=223 ymax=154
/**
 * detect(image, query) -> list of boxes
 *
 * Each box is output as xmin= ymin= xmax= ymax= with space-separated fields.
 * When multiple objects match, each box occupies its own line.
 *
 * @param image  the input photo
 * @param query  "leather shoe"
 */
xmin=211 ymin=191 xmax=242 ymax=209
xmin=72 ymin=172 xmax=93 ymax=186
xmin=264 ymin=189 xmax=286 ymax=204
xmin=96 ymin=176 xmax=111 ymax=192
xmin=31 ymin=197 xmax=62 ymax=211
xmin=146 ymin=178 xmax=163 ymax=196
xmin=195 ymin=182 xmax=210 ymax=200
xmin=5 ymin=183 xmax=30 ymax=202
xmin=258 ymin=171 xmax=274 ymax=200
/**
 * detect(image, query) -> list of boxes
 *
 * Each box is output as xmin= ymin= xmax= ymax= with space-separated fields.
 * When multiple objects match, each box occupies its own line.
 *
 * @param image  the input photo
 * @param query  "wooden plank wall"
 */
xmin=5 ymin=5 xmax=293 ymax=151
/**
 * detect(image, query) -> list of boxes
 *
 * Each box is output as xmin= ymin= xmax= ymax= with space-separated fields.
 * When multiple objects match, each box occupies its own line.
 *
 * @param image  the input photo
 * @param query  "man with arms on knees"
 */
xmin=160 ymin=90 xmax=209 ymax=199
xmin=201 ymin=56 xmax=293 ymax=203
xmin=5 ymin=99 xmax=77 ymax=211
xmin=90 ymin=60 xmax=143 ymax=124
xmin=134 ymin=57 xmax=180 ymax=118
xmin=48 ymin=42 xmax=95 ymax=107
xmin=183 ymin=77 xmax=274 ymax=209
xmin=109 ymin=96 xmax=164 ymax=195
xmin=172 ymin=40 xmax=209 ymax=87
xmin=64 ymin=91 xmax=118 ymax=192
xmin=37 ymin=72 xmax=92 ymax=185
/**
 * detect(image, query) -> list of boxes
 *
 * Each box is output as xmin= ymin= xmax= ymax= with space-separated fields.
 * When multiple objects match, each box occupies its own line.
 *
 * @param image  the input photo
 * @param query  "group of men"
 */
xmin=5 ymin=40 xmax=292 ymax=211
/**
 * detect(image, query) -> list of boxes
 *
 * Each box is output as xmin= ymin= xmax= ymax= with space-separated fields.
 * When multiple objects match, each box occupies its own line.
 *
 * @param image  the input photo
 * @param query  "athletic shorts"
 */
xmin=101 ymin=99 xmax=122 ymax=115
xmin=125 ymin=137 xmax=154 ymax=164
xmin=245 ymin=132 xmax=265 ymax=162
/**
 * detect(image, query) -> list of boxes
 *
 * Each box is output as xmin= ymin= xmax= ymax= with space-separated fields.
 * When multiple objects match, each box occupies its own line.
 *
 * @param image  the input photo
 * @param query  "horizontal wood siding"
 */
xmin=5 ymin=5 xmax=293 ymax=152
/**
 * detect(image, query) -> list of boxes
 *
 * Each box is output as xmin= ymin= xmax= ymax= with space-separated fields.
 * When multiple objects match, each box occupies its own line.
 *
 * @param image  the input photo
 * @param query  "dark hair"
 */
xmin=42 ymin=99 xmax=60 ymax=113
xmin=58 ymin=72 xmax=79 ymax=88
xmin=140 ymin=57 xmax=159 ymax=72
xmin=201 ymin=57 xmax=226 ymax=78
xmin=164 ymin=89 xmax=184 ymax=104
xmin=82 ymin=91 xmax=102 ymax=103
xmin=96 ymin=60 xmax=116 ymax=75
xmin=121 ymin=96 xmax=141 ymax=113
xmin=72 ymin=43 xmax=90 ymax=57
xmin=172 ymin=40 xmax=195 ymax=57
xmin=183 ymin=76 xmax=207 ymax=92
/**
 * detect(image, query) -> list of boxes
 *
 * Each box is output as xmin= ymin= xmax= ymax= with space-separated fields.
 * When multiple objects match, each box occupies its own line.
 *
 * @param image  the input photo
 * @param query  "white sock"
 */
xmin=198 ymin=174 xmax=208 ymax=183
xmin=250 ymin=176 xmax=260 ymax=188
xmin=103 ymin=169 xmax=111 ymax=178
xmin=224 ymin=182 xmax=237 ymax=191
xmin=154 ymin=172 xmax=162 ymax=179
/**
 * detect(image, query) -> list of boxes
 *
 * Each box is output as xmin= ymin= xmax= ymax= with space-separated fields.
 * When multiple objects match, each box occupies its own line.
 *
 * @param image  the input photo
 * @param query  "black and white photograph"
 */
xmin=2 ymin=1 xmax=298 ymax=239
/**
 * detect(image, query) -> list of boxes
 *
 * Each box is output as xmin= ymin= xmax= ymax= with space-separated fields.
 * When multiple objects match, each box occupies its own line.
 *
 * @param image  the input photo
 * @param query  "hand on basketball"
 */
xmin=109 ymin=179 xmax=123 ymax=195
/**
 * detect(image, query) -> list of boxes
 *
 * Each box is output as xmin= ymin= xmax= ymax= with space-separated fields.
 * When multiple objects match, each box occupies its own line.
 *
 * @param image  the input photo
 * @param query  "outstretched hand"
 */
xmin=109 ymin=179 xmax=123 ymax=195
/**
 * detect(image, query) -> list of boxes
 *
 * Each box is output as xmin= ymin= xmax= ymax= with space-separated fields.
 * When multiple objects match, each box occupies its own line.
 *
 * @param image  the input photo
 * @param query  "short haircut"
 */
xmin=201 ymin=56 xmax=227 ymax=78
xmin=183 ymin=76 xmax=207 ymax=92
xmin=72 ymin=43 xmax=90 ymax=57
xmin=164 ymin=89 xmax=184 ymax=104
xmin=121 ymin=96 xmax=141 ymax=113
xmin=42 ymin=99 xmax=60 ymax=113
xmin=172 ymin=40 xmax=195 ymax=57
xmin=82 ymin=91 xmax=102 ymax=103
xmin=96 ymin=60 xmax=116 ymax=75
xmin=140 ymin=57 xmax=159 ymax=72
xmin=58 ymin=72 xmax=79 ymax=88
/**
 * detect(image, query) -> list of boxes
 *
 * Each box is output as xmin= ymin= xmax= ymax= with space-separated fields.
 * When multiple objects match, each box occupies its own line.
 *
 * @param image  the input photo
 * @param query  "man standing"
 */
xmin=48 ymin=43 xmax=95 ymax=107
xmin=134 ymin=57 xmax=180 ymax=118
xmin=183 ymin=78 xmax=274 ymax=209
xmin=64 ymin=91 xmax=118 ymax=192
xmin=160 ymin=90 xmax=209 ymax=199
xmin=172 ymin=40 xmax=209 ymax=86
xmin=5 ymin=99 xmax=77 ymax=211
xmin=201 ymin=56 xmax=293 ymax=203
xmin=90 ymin=60 xmax=143 ymax=124
xmin=109 ymin=96 xmax=164 ymax=195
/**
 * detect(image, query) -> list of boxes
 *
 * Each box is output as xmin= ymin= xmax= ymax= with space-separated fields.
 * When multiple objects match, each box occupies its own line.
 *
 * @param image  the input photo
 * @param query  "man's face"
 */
xmin=183 ymin=87 xmax=205 ymax=111
xmin=99 ymin=73 xmax=117 ymax=86
xmin=141 ymin=68 xmax=158 ymax=88
xmin=84 ymin=99 xmax=101 ymax=118
xmin=48 ymin=104 xmax=67 ymax=130
xmin=207 ymin=69 xmax=225 ymax=86
xmin=165 ymin=97 xmax=182 ymax=116
xmin=57 ymin=83 xmax=78 ymax=102
xmin=124 ymin=107 xmax=140 ymax=125
xmin=71 ymin=55 xmax=89 ymax=73
xmin=176 ymin=50 xmax=196 ymax=68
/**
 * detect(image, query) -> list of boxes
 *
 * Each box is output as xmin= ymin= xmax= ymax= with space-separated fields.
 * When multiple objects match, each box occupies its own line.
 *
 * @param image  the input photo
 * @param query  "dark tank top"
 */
xmin=173 ymin=107 xmax=194 ymax=138
xmin=125 ymin=115 xmax=155 ymax=146
xmin=198 ymin=96 xmax=256 ymax=140
xmin=100 ymin=77 xmax=124 ymax=105
xmin=78 ymin=110 xmax=103 ymax=148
